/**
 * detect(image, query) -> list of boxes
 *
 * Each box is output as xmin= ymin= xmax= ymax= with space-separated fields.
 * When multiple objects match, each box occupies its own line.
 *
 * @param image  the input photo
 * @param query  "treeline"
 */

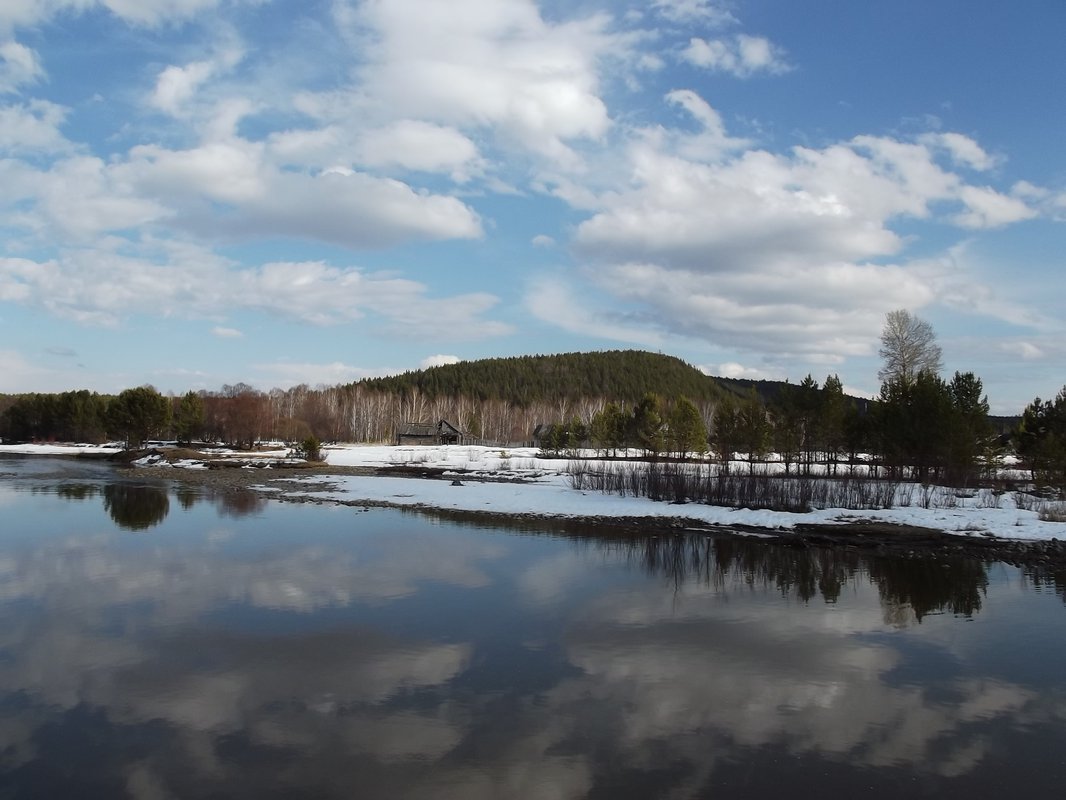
xmin=0 ymin=352 xmax=733 ymax=449
xmin=2 ymin=346 xmax=1066 ymax=491
xmin=0 ymin=382 xmax=664 ymax=450
xmin=543 ymin=370 xmax=1024 ymax=489
xmin=0 ymin=387 xmax=183 ymax=450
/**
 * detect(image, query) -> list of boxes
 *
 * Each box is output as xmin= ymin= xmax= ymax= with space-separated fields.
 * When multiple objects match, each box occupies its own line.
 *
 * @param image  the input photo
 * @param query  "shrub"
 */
xmin=296 ymin=435 xmax=323 ymax=462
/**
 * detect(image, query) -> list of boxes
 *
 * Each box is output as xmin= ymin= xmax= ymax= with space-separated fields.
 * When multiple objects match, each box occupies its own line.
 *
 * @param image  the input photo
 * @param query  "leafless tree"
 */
xmin=877 ymin=309 xmax=943 ymax=385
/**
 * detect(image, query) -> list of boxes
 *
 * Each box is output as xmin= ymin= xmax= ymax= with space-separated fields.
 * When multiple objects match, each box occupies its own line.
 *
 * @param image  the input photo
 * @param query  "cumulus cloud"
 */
xmin=3 ymin=136 xmax=483 ymax=247
xmin=0 ymin=39 xmax=43 ymax=93
xmin=952 ymin=184 xmax=1035 ymax=228
xmin=0 ymin=0 xmax=247 ymax=33
xmin=920 ymin=132 xmax=997 ymax=171
xmin=149 ymin=34 xmax=245 ymax=117
xmin=682 ymin=34 xmax=790 ymax=76
xmin=651 ymin=0 xmax=736 ymax=26
xmin=356 ymin=120 xmax=484 ymax=182
xmin=0 ymin=248 xmax=509 ymax=338
xmin=0 ymin=100 xmax=70 ymax=154
xmin=151 ymin=60 xmax=217 ymax=116
xmin=551 ymin=100 xmax=1037 ymax=361
xmin=328 ymin=0 xmax=625 ymax=170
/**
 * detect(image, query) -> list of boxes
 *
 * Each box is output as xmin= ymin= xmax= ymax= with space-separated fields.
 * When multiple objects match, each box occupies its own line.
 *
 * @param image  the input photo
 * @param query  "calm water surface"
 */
xmin=1 ymin=455 xmax=1065 ymax=798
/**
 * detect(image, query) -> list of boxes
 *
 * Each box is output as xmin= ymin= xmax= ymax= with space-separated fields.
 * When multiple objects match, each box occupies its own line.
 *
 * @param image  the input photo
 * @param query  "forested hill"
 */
xmin=354 ymin=351 xmax=735 ymax=405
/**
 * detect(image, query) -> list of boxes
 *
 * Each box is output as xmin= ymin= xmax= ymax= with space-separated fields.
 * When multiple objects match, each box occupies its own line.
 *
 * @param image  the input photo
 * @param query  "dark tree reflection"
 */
xmin=867 ymin=556 xmax=987 ymax=621
xmin=175 ymin=486 xmax=199 ymax=510
xmin=1023 ymin=563 xmax=1066 ymax=603
xmin=215 ymin=490 xmax=267 ymax=518
xmin=602 ymin=534 xmax=990 ymax=622
xmin=54 ymin=483 xmax=102 ymax=501
xmin=103 ymin=484 xmax=170 ymax=531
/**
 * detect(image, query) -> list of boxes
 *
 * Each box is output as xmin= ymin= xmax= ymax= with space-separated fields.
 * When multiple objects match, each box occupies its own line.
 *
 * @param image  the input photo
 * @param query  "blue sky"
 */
xmin=1 ymin=0 xmax=1064 ymax=413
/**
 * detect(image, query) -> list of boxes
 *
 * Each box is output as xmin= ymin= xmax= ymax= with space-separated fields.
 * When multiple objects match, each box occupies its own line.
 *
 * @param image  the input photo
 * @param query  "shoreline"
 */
xmin=5 ymin=446 xmax=1063 ymax=566
xmin=114 ymin=461 xmax=1066 ymax=569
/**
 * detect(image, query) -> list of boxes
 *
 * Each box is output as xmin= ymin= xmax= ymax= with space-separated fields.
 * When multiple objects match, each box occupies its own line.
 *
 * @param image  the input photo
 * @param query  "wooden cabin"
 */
xmin=395 ymin=420 xmax=465 ymax=446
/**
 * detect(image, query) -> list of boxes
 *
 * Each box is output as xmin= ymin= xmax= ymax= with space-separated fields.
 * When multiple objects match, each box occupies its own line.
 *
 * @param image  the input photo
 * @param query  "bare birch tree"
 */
xmin=877 ymin=309 xmax=943 ymax=385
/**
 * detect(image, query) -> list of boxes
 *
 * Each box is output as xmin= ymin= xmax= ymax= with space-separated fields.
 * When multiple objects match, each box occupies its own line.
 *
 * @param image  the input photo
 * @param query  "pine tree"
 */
xmin=737 ymin=390 xmax=770 ymax=474
xmin=173 ymin=391 xmax=205 ymax=445
xmin=668 ymin=396 xmax=707 ymax=459
xmin=712 ymin=399 xmax=740 ymax=472
xmin=108 ymin=386 xmax=172 ymax=450
xmin=821 ymin=374 xmax=847 ymax=476
xmin=632 ymin=393 xmax=665 ymax=457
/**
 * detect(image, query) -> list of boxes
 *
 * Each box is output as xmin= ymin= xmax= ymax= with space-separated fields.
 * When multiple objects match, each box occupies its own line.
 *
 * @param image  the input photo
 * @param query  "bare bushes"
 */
xmin=569 ymin=461 xmax=901 ymax=513
xmin=1014 ymin=491 xmax=1066 ymax=522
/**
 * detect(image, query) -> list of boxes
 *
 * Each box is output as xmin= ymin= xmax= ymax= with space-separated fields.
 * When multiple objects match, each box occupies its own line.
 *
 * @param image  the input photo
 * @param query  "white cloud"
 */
xmin=356 ymin=120 xmax=483 ymax=181
xmin=329 ymin=0 xmax=625 ymax=170
xmin=0 ymin=100 xmax=70 ymax=153
xmin=1000 ymin=341 xmax=1044 ymax=361
xmin=3 ymin=135 xmax=482 ymax=248
xmin=651 ymin=0 xmax=736 ymax=26
xmin=531 ymin=234 xmax=555 ymax=248
xmin=663 ymin=89 xmax=751 ymax=159
xmin=710 ymin=362 xmax=779 ymax=381
xmin=920 ymin=132 xmax=997 ymax=171
xmin=525 ymin=277 xmax=664 ymax=347
xmin=0 ymin=247 xmax=510 ymax=339
xmin=0 ymin=0 xmax=249 ymax=33
xmin=682 ymin=34 xmax=790 ymax=77
xmin=0 ymin=40 xmax=43 ymax=93
xmin=549 ymin=97 xmax=1035 ymax=363
xmin=211 ymin=326 xmax=243 ymax=338
xmin=952 ymin=185 xmax=1035 ymax=229
xmin=151 ymin=60 xmax=216 ymax=116
xmin=1 ymin=155 xmax=171 ymax=241
xmin=149 ymin=33 xmax=245 ymax=117
xmin=420 ymin=354 xmax=462 ymax=369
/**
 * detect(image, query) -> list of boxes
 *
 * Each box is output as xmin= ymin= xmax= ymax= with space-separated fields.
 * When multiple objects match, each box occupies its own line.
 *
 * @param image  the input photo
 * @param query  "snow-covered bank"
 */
xmin=4 ymin=442 xmax=1062 ymax=543
xmin=311 ymin=445 xmax=1060 ymax=543
xmin=0 ymin=443 xmax=123 ymax=456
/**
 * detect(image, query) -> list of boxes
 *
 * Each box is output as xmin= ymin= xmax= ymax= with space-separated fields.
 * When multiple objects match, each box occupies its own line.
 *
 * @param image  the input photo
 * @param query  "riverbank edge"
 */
xmin=108 ymin=460 xmax=1066 ymax=570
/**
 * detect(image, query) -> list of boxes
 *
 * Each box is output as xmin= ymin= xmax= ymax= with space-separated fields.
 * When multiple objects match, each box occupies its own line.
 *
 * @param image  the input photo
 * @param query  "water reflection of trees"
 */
xmin=45 ymin=481 xmax=268 ymax=524
xmin=103 ymin=484 xmax=170 ymax=531
xmin=215 ymin=489 xmax=267 ymax=518
xmin=868 ymin=557 xmax=987 ymax=621
xmin=53 ymin=483 xmax=102 ymax=501
xmin=605 ymin=534 xmax=989 ymax=623
xmin=1023 ymin=564 xmax=1066 ymax=604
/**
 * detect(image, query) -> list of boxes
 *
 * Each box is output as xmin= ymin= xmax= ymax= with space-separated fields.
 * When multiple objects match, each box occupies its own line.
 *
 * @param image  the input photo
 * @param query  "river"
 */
xmin=1 ymin=455 xmax=1064 ymax=798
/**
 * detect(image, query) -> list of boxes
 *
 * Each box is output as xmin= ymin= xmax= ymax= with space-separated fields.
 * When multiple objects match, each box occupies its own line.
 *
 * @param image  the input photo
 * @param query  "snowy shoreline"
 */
xmin=3 ymin=441 xmax=1064 ymax=544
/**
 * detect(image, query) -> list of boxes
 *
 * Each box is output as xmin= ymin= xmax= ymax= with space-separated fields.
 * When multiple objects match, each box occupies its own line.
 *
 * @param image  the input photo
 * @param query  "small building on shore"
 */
xmin=395 ymin=420 xmax=465 ymax=446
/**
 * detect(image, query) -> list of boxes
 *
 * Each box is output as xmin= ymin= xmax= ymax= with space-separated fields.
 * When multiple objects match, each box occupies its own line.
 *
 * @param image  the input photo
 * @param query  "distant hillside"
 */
xmin=714 ymin=376 xmax=873 ymax=412
xmin=354 ymin=350 xmax=734 ymax=406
